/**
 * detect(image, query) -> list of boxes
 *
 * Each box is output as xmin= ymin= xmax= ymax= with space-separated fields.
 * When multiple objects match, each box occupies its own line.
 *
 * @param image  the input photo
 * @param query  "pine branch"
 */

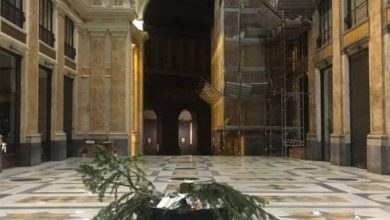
xmin=187 ymin=182 xmax=278 ymax=220
xmin=77 ymin=145 xmax=278 ymax=220
xmin=77 ymin=145 xmax=161 ymax=219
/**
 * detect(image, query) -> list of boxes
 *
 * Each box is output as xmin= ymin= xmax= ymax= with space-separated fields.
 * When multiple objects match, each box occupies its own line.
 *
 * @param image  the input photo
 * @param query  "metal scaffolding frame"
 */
xmin=214 ymin=0 xmax=309 ymax=157
xmin=265 ymin=16 xmax=309 ymax=157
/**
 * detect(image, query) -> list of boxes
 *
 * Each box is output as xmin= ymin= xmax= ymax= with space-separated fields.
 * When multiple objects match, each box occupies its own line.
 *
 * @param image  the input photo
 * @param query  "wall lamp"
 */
xmin=132 ymin=19 xmax=144 ymax=31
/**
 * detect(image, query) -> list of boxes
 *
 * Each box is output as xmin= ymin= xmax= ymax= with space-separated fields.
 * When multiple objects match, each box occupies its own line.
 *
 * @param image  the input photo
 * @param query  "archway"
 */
xmin=143 ymin=109 xmax=160 ymax=155
xmin=142 ymin=0 xmax=214 ymax=155
xmin=178 ymin=109 xmax=198 ymax=155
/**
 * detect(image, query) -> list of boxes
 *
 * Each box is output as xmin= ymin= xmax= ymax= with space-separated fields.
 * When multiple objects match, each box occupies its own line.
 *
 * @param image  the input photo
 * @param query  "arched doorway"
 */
xmin=143 ymin=109 xmax=160 ymax=155
xmin=178 ymin=109 xmax=197 ymax=155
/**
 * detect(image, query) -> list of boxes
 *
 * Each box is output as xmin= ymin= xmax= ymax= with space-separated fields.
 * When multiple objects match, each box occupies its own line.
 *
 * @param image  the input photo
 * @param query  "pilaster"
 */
xmin=330 ymin=0 xmax=349 ymax=166
xmin=26 ymin=0 xmax=39 ymax=134
xmin=367 ymin=0 xmax=389 ymax=174
xmin=89 ymin=30 xmax=107 ymax=133
xmin=130 ymin=26 xmax=148 ymax=155
xmin=22 ymin=0 xmax=41 ymax=165
xmin=51 ymin=7 xmax=66 ymax=161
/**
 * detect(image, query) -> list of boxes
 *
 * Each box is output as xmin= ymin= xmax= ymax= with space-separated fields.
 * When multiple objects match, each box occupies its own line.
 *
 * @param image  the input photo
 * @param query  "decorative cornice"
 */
xmin=56 ymin=0 xmax=84 ymax=23
xmin=86 ymin=22 xmax=130 ymax=34
xmin=65 ymin=0 xmax=136 ymax=20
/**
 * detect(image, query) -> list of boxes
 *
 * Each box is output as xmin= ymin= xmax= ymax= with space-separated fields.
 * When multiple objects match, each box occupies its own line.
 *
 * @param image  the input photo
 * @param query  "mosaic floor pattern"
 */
xmin=0 ymin=156 xmax=390 ymax=219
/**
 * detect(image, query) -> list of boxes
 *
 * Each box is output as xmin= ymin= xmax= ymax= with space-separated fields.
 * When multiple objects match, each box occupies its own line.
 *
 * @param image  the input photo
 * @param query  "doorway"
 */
xmin=178 ymin=109 xmax=197 ymax=155
xmin=63 ymin=75 xmax=74 ymax=157
xmin=38 ymin=66 xmax=52 ymax=162
xmin=349 ymin=50 xmax=369 ymax=169
xmin=0 ymin=48 xmax=21 ymax=168
xmin=143 ymin=109 xmax=160 ymax=155
xmin=320 ymin=67 xmax=332 ymax=161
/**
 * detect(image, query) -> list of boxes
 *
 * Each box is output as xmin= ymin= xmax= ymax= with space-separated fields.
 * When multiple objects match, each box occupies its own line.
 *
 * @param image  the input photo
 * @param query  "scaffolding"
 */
xmin=212 ymin=0 xmax=310 ymax=157
xmin=265 ymin=16 xmax=310 ymax=158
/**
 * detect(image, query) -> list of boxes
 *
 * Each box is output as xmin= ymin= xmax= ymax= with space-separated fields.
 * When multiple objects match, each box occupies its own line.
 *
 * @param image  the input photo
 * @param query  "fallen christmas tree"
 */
xmin=77 ymin=145 xmax=278 ymax=220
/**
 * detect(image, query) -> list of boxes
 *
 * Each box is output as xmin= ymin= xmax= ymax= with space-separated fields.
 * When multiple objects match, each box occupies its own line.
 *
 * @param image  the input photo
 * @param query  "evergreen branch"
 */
xmin=187 ymin=182 xmax=278 ymax=220
xmin=77 ymin=145 xmax=278 ymax=220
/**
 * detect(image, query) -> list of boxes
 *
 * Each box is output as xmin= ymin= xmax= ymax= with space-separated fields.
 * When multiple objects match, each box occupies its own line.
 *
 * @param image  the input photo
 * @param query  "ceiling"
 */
xmin=143 ymin=0 xmax=214 ymax=36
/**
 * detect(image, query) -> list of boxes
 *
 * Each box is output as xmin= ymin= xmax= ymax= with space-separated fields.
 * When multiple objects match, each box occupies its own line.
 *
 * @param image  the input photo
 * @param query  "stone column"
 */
xmin=21 ymin=0 xmax=41 ymax=166
xmin=305 ymin=10 xmax=320 ymax=160
xmin=130 ymin=28 xmax=148 ymax=156
xmin=367 ymin=0 xmax=389 ymax=174
xmin=51 ymin=7 xmax=66 ymax=161
xmin=330 ymin=0 xmax=349 ymax=166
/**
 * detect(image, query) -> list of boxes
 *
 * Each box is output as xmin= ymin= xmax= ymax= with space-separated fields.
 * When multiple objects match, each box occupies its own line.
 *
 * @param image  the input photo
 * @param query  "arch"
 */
xmin=134 ymin=0 xmax=151 ymax=20
xmin=178 ymin=109 xmax=198 ymax=155
xmin=144 ymin=109 xmax=158 ymax=120
xmin=178 ymin=109 xmax=192 ymax=121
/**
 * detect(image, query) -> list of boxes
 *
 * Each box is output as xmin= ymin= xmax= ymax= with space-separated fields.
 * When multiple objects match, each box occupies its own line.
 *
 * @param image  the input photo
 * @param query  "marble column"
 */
xmin=367 ymin=0 xmax=389 ymax=174
xmin=330 ymin=0 xmax=349 ymax=166
xmin=305 ymin=10 xmax=321 ymax=160
xmin=21 ymin=0 xmax=41 ymax=166
xmin=130 ymin=28 xmax=148 ymax=156
xmin=51 ymin=7 xmax=66 ymax=161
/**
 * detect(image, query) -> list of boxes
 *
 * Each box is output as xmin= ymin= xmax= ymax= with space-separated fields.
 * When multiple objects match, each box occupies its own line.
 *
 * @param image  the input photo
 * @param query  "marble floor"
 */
xmin=0 ymin=156 xmax=390 ymax=219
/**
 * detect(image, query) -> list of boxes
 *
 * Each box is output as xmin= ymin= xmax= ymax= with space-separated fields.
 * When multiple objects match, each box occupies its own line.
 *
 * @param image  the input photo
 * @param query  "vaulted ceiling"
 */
xmin=143 ymin=0 xmax=214 ymax=36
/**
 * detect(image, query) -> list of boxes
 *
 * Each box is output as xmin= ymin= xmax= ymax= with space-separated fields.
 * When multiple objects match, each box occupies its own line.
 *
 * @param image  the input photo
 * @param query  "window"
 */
xmin=317 ymin=0 xmax=332 ymax=48
xmin=1 ymin=0 xmax=25 ymax=28
xmin=344 ymin=0 xmax=368 ymax=30
xmin=39 ymin=0 xmax=55 ymax=46
xmin=65 ymin=16 xmax=76 ymax=59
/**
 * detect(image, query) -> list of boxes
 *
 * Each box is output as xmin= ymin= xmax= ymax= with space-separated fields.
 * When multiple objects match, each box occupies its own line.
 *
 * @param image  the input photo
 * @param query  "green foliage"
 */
xmin=77 ymin=145 xmax=278 ymax=220
xmin=77 ymin=145 xmax=161 ymax=220
xmin=188 ymin=183 xmax=278 ymax=220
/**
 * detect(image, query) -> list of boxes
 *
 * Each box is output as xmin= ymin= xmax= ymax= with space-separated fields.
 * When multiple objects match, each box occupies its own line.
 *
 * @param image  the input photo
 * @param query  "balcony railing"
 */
xmin=344 ymin=0 xmax=368 ymax=30
xmin=39 ymin=25 xmax=55 ymax=47
xmin=65 ymin=43 xmax=76 ymax=60
xmin=1 ymin=0 xmax=25 ymax=28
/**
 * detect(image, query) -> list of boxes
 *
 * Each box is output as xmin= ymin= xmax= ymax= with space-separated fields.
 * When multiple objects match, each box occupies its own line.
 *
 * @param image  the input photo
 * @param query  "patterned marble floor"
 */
xmin=0 ymin=156 xmax=390 ymax=219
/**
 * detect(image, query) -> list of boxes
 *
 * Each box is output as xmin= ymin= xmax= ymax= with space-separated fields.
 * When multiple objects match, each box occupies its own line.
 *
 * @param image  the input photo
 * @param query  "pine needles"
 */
xmin=187 ymin=183 xmax=278 ymax=220
xmin=77 ymin=145 xmax=161 ymax=220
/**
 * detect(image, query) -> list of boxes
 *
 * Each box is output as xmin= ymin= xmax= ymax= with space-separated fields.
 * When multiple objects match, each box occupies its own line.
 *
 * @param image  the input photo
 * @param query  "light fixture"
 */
xmin=132 ymin=19 xmax=144 ymax=31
